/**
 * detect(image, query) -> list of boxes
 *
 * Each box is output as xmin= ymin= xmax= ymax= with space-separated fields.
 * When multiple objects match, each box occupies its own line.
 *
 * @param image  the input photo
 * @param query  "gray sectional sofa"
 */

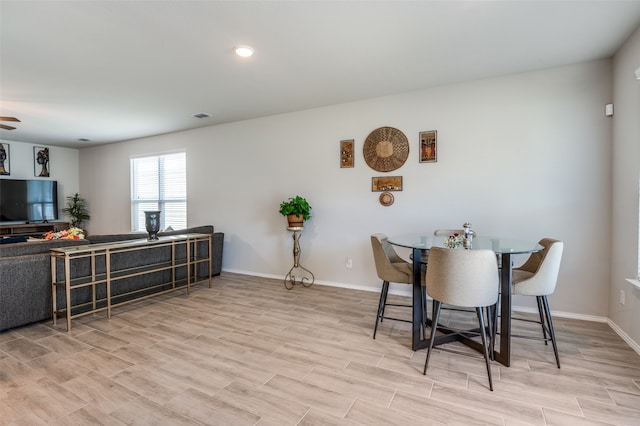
xmin=0 ymin=225 xmax=223 ymax=331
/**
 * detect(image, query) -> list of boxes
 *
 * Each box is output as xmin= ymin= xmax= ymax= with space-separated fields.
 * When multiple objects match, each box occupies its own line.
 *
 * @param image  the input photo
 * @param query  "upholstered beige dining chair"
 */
xmin=370 ymin=234 xmax=423 ymax=339
xmin=423 ymin=246 xmax=499 ymax=391
xmin=511 ymin=238 xmax=564 ymax=368
xmin=432 ymin=228 xmax=484 ymax=315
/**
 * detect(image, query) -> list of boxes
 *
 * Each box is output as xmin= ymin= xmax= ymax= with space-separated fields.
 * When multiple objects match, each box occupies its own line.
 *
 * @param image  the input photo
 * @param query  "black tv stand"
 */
xmin=0 ymin=222 xmax=69 ymax=238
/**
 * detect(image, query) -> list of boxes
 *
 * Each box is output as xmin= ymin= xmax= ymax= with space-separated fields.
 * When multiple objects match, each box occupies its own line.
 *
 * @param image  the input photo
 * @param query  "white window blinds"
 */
xmin=131 ymin=152 xmax=186 ymax=232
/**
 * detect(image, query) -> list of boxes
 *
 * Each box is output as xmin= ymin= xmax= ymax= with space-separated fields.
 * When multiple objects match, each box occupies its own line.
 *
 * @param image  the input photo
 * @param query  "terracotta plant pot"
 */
xmin=286 ymin=214 xmax=304 ymax=227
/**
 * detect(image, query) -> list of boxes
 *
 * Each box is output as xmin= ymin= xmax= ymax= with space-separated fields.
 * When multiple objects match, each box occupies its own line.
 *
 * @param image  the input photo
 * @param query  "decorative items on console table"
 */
xmin=278 ymin=195 xmax=312 ymax=227
xmin=144 ymin=210 xmax=161 ymax=240
xmin=44 ymin=227 xmax=85 ymax=240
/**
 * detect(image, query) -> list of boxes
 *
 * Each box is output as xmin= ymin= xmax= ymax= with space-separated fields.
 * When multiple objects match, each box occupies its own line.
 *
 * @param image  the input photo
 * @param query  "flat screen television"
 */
xmin=0 ymin=179 xmax=58 ymax=223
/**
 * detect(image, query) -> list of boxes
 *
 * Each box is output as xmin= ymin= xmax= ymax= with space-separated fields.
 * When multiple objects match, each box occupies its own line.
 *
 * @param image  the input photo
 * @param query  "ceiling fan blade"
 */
xmin=0 ymin=124 xmax=16 ymax=130
xmin=0 ymin=116 xmax=20 ymax=122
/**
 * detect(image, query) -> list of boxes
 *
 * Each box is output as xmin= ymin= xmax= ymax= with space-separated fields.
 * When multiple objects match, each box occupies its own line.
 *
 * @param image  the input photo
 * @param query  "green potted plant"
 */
xmin=61 ymin=192 xmax=90 ymax=228
xmin=278 ymin=195 xmax=312 ymax=227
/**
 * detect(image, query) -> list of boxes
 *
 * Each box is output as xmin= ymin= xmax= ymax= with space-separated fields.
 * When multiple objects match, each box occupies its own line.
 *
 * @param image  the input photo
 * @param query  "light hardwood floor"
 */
xmin=1 ymin=272 xmax=639 ymax=425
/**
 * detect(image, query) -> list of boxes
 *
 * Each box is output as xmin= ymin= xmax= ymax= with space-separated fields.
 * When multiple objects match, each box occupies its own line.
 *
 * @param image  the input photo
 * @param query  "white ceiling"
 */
xmin=1 ymin=0 xmax=640 ymax=149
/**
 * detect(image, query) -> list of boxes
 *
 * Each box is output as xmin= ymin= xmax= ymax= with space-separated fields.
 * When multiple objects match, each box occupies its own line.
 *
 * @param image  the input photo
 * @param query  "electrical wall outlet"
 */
xmin=345 ymin=257 xmax=352 ymax=268
xmin=620 ymin=289 xmax=625 ymax=305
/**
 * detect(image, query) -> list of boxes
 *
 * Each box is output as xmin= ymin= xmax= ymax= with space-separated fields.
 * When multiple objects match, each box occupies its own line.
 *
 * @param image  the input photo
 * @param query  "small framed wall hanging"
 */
xmin=419 ymin=130 xmax=437 ymax=163
xmin=34 ymin=146 xmax=50 ymax=177
xmin=340 ymin=139 xmax=354 ymax=168
xmin=371 ymin=176 xmax=403 ymax=192
xmin=0 ymin=143 xmax=10 ymax=175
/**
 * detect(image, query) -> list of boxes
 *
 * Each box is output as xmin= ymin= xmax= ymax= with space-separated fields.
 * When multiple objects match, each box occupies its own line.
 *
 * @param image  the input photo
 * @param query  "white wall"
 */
xmin=610 ymin=26 xmax=640 ymax=347
xmin=80 ymin=60 xmax=613 ymax=319
xmin=0 ymin=140 xmax=80 ymax=221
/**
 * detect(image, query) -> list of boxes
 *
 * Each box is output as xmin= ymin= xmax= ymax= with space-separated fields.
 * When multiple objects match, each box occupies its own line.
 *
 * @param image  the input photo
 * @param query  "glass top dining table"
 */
xmin=387 ymin=234 xmax=543 ymax=367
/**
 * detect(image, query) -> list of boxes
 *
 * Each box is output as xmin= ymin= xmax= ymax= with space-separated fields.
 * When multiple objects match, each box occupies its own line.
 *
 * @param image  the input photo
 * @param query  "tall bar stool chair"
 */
xmin=423 ymin=247 xmax=499 ymax=391
xmin=511 ymin=238 xmax=564 ymax=368
xmin=370 ymin=234 xmax=425 ymax=339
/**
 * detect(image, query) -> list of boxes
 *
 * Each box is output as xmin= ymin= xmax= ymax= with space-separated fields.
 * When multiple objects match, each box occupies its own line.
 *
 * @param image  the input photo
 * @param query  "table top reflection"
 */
xmin=387 ymin=234 xmax=543 ymax=255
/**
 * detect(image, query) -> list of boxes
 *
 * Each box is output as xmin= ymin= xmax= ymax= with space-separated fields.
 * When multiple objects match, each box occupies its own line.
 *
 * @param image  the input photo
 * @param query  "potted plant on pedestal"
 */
xmin=61 ymin=193 xmax=90 ymax=229
xmin=278 ymin=195 xmax=312 ymax=227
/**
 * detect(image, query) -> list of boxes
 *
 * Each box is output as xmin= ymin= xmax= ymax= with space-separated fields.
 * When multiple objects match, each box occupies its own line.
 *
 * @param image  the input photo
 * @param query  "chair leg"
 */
xmin=541 ymin=296 xmax=560 ymax=368
xmin=423 ymin=300 xmax=442 ymax=375
xmin=491 ymin=294 xmax=500 ymax=360
xmin=421 ymin=285 xmax=427 ymax=340
xmin=380 ymin=280 xmax=390 ymax=322
xmin=476 ymin=307 xmax=494 ymax=391
xmin=536 ymin=296 xmax=548 ymax=345
xmin=485 ymin=305 xmax=495 ymax=361
xmin=373 ymin=281 xmax=389 ymax=339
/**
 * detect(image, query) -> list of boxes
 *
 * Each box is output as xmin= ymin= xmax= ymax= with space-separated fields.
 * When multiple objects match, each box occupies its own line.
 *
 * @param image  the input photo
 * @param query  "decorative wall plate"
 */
xmin=363 ymin=126 xmax=409 ymax=172
xmin=379 ymin=191 xmax=394 ymax=206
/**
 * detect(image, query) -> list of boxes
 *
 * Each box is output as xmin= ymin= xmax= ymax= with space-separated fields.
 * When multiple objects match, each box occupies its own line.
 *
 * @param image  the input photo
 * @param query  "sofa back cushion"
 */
xmin=159 ymin=225 xmax=213 ymax=237
xmin=87 ymin=225 xmax=214 ymax=244
xmin=87 ymin=232 xmax=147 ymax=244
xmin=0 ymin=238 xmax=90 ymax=258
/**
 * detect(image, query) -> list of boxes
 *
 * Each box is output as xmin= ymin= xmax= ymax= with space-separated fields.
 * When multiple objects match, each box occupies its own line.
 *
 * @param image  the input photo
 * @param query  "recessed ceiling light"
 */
xmin=234 ymin=45 xmax=254 ymax=58
xmin=193 ymin=113 xmax=211 ymax=119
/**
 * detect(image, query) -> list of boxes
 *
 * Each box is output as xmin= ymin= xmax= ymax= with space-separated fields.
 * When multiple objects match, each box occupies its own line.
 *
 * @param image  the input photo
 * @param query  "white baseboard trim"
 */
xmin=509 ymin=306 xmax=608 ymax=323
xmin=222 ymin=269 xmax=385 ymax=293
xmin=223 ymin=269 xmax=283 ymax=281
xmin=607 ymin=319 xmax=640 ymax=355
xmin=221 ymin=269 xmax=640 ymax=354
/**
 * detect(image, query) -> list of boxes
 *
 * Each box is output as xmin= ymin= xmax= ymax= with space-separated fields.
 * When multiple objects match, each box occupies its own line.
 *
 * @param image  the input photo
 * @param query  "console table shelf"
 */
xmin=50 ymin=233 xmax=212 ymax=331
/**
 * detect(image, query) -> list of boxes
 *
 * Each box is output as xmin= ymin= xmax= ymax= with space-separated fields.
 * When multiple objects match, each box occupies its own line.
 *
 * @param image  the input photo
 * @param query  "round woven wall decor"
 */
xmin=363 ymin=126 xmax=409 ymax=172
xmin=379 ymin=192 xmax=394 ymax=207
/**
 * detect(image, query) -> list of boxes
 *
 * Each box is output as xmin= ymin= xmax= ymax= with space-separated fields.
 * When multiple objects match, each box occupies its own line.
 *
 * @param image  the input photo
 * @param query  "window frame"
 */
xmin=130 ymin=151 xmax=187 ymax=232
